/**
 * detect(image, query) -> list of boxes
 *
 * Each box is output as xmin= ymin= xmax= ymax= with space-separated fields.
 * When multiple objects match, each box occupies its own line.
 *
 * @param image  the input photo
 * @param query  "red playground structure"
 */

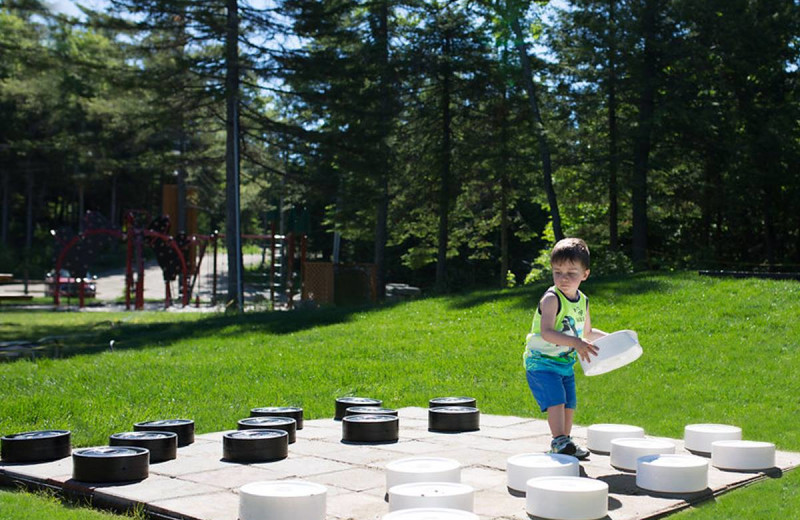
xmin=51 ymin=211 xmax=306 ymax=310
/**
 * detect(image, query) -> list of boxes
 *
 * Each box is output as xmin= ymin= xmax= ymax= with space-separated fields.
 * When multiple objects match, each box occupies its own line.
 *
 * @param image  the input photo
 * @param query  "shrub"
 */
xmin=523 ymin=245 xmax=634 ymax=285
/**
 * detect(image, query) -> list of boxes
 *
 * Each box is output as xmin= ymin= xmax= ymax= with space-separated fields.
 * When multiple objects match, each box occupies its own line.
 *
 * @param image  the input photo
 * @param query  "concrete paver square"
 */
xmin=179 ymin=439 xmax=225 ymax=457
xmin=179 ymin=464 xmax=285 ymax=489
xmin=473 ymin=488 xmax=526 ymax=519
xmin=371 ymin=439 xmax=449 ymax=455
xmin=462 ymin=466 xmax=508 ymax=491
xmin=287 ymin=437 xmax=341 ymax=456
xmin=93 ymin=474 xmax=223 ymax=502
xmin=397 ymin=428 xmax=444 ymax=442
xmin=0 ymin=457 xmax=72 ymax=482
xmin=477 ymin=414 xmax=536 ymax=428
xmin=440 ymin=434 xmax=537 ymax=455
xmin=194 ymin=431 xmax=236 ymax=443
xmin=327 ymin=489 xmax=387 ymax=520
xmin=607 ymin=492 xmax=685 ymax=520
xmin=298 ymin=443 xmax=398 ymax=466
xmin=395 ymin=418 xmax=428 ymax=430
xmin=150 ymin=490 xmax=239 ymax=520
xmin=397 ymin=407 xmax=428 ymax=420
xmin=424 ymin=447 xmax=508 ymax=470
xmin=776 ymin=450 xmax=800 ymax=468
xmin=151 ymin=454 xmax=238 ymax=477
xmin=477 ymin=425 xmax=542 ymax=441
xmin=251 ymin=455 xmax=351 ymax=478
xmin=706 ymin=466 xmax=761 ymax=489
xmin=312 ymin=467 xmax=385 ymax=493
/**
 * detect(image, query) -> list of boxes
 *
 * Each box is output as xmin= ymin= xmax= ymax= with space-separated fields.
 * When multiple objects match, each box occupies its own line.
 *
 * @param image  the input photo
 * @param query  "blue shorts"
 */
xmin=526 ymin=370 xmax=576 ymax=412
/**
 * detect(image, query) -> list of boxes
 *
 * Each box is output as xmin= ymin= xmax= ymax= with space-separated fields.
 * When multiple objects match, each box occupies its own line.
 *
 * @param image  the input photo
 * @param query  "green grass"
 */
xmin=1 ymin=271 xmax=799 ymax=519
xmin=0 ymin=489 xmax=143 ymax=520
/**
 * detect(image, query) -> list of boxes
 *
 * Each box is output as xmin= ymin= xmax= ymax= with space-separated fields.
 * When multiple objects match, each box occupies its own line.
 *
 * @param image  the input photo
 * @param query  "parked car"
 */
xmin=44 ymin=269 xmax=97 ymax=297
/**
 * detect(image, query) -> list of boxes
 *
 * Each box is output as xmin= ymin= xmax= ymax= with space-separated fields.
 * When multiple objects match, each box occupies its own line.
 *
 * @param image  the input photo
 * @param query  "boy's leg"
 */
xmin=527 ymin=370 xmax=577 ymax=455
xmin=526 ymin=370 xmax=565 ymax=435
xmin=546 ymin=404 xmax=568 ymax=438
xmin=562 ymin=375 xmax=589 ymax=459
xmin=564 ymin=407 xmax=574 ymax=437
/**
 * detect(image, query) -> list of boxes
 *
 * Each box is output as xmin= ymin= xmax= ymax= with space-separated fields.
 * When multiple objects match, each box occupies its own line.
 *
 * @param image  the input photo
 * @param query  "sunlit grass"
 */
xmin=1 ymin=271 xmax=798 ymax=519
xmin=0 ymin=489 xmax=143 ymax=520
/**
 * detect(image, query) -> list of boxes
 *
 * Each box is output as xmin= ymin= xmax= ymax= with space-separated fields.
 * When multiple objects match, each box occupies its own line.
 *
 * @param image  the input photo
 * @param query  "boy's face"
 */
xmin=551 ymin=260 xmax=590 ymax=297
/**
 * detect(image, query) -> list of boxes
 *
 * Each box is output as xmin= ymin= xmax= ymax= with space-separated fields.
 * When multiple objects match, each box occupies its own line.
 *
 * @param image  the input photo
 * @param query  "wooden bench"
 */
xmin=0 ymin=273 xmax=12 ymax=283
xmin=0 ymin=294 xmax=34 ymax=304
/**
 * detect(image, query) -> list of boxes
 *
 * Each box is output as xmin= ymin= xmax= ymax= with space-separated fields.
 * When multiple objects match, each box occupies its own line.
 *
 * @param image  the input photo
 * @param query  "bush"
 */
xmin=591 ymin=248 xmax=634 ymax=276
xmin=523 ymin=245 xmax=634 ymax=285
xmin=504 ymin=270 xmax=517 ymax=288
xmin=523 ymin=247 xmax=552 ymax=285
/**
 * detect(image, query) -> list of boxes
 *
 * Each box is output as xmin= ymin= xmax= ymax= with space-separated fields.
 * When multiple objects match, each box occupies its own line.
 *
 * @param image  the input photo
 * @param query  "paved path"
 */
xmin=0 ymin=253 xmax=267 ymax=307
xmin=1 ymin=407 xmax=798 ymax=520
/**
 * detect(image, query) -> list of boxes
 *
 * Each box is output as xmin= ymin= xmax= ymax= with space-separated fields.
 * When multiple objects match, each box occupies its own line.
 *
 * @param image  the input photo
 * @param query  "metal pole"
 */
xmin=212 ymin=232 xmax=218 ymax=305
xmin=270 ymin=222 xmax=276 ymax=308
xmin=125 ymin=213 xmax=134 ymax=310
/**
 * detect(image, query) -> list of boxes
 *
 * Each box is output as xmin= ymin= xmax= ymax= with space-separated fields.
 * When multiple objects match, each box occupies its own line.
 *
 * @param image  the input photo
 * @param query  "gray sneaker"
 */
xmin=549 ymin=435 xmax=576 ymax=456
xmin=568 ymin=436 xmax=589 ymax=459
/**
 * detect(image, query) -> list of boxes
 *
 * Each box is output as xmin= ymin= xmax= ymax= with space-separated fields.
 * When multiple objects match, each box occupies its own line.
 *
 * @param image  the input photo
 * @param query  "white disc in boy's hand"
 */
xmin=579 ymin=330 xmax=642 ymax=376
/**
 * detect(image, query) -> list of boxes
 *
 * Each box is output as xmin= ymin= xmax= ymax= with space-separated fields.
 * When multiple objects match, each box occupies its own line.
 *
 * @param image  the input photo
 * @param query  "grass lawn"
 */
xmin=1 ymin=271 xmax=798 ymax=519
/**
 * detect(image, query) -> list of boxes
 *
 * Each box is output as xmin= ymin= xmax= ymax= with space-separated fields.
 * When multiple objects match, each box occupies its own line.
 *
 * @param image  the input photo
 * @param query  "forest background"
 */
xmin=1 ymin=0 xmax=798 ymax=299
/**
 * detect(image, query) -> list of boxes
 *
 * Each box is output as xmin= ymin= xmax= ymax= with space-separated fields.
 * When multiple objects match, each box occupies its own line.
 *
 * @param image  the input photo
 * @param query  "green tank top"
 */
xmin=523 ymin=286 xmax=588 ymax=374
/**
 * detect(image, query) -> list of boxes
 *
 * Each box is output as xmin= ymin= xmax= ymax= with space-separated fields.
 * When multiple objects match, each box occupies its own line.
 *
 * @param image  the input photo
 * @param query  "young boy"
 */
xmin=524 ymin=238 xmax=606 ymax=458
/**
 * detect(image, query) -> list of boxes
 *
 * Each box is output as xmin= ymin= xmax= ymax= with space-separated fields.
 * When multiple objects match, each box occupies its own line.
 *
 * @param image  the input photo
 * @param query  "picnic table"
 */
xmin=0 ymin=273 xmax=34 ymax=303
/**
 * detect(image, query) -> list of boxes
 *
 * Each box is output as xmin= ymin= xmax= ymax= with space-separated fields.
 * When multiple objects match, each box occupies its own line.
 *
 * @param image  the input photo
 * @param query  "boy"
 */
xmin=524 ymin=238 xmax=606 ymax=458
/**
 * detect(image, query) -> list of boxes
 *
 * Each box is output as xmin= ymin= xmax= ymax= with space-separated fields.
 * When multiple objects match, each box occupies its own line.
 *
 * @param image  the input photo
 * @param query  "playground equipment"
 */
xmin=51 ymin=210 xmax=308 ymax=310
xmin=53 ymin=212 xmax=189 ymax=309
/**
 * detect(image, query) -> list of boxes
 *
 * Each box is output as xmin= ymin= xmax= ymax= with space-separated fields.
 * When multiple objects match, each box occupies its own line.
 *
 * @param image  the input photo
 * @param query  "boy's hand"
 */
xmin=574 ymin=339 xmax=599 ymax=363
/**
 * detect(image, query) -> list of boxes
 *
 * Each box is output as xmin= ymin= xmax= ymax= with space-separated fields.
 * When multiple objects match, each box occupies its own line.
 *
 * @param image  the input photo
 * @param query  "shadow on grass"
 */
xmin=0 ymin=302 xmax=398 ymax=363
xmin=445 ymin=272 xmax=674 ymax=311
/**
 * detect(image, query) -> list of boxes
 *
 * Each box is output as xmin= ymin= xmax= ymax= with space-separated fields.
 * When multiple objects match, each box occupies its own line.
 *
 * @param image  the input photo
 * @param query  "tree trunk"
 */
xmin=110 ymin=173 xmax=117 ymax=227
xmin=25 ymin=165 xmax=34 ymax=293
xmin=177 ymin=130 xmax=187 ymax=233
xmin=508 ymin=14 xmax=563 ymax=242
xmin=631 ymin=0 xmax=659 ymax=269
xmin=25 ymin=167 xmax=34 ymax=251
xmin=176 ymin=11 xmax=188 ymax=235
xmin=607 ymin=0 xmax=619 ymax=251
xmin=375 ymin=175 xmax=388 ymax=297
xmin=499 ymin=86 xmax=510 ymax=287
xmin=225 ymin=0 xmax=243 ymax=310
xmin=762 ymin=183 xmax=777 ymax=268
xmin=701 ymin=143 xmax=723 ymax=260
xmin=1 ymin=168 xmax=8 ymax=246
xmin=373 ymin=0 xmax=391 ymax=300
xmin=500 ymin=170 xmax=509 ymax=287
xmin=436 ymin=30 xmax=452 ymax=292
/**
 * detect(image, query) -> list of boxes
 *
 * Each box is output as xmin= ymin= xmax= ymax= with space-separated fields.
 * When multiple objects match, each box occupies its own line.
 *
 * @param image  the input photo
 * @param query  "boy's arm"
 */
xmin=539 ymin=292 xmax=599 ymax=362
xmin=583 ymin=304 xmax=608 ymax=342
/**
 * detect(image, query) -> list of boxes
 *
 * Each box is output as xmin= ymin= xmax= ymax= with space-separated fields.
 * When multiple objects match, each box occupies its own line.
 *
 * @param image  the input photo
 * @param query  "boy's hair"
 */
xmin=550 ymin=238 xmax=590 ymax=269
